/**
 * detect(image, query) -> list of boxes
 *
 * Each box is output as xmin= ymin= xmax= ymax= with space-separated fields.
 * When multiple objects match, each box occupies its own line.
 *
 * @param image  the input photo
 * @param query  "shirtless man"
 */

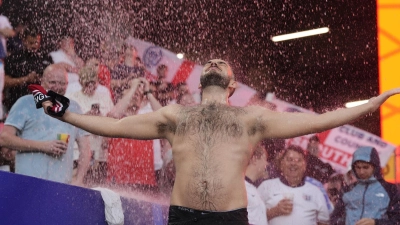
xmin=37 ymin=59 xmax=400 ymax=224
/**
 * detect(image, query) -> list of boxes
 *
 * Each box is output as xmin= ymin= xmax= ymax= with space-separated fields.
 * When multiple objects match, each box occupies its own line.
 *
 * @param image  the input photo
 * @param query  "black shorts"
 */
xmin=168 ymin=205 xmax=249 ymax=225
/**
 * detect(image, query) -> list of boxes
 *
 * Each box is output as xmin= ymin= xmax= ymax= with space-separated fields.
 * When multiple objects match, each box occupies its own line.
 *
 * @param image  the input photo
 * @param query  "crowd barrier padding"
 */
xmin=0 ymin=171 xmax=169 ymax=225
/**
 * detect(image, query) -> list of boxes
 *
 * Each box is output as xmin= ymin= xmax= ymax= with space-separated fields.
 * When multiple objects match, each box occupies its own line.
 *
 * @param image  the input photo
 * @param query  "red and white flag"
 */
xmin=126 ymin=37 xmax=257 ymax=106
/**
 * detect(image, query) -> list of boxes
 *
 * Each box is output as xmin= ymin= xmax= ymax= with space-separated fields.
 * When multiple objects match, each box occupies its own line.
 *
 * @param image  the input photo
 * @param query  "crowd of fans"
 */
xmin=0 ymin=14 xmax=195 ymax=193
xmin=0 ymin=3 xmax=399 ymax=224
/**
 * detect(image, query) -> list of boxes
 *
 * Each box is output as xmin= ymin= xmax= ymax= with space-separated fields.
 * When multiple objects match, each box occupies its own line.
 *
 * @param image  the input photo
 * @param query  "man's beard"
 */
xmin=200 ymin=71 xmax=230 ymax=90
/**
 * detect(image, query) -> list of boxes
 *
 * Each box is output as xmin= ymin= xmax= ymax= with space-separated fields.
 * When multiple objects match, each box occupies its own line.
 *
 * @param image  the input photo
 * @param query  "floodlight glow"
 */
xmin=271 ymin=27 xmax=329 ymax=42
xmin=177 ymin=53 xmax=184 ymax=59
xmin=345 ymin=100 xmax=369 ymax=108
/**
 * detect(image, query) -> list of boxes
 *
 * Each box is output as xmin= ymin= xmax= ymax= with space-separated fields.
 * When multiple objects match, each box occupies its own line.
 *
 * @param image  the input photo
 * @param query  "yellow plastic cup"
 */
xmin=57 ymin=133 xmax=70 ymax=143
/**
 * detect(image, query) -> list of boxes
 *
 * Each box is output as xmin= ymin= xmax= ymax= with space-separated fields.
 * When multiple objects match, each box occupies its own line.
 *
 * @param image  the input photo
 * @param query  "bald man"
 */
xmin=39 ymin=59 xmax=400 ymax=224
xmin=0 ymin=64 xmax=91 ymax=186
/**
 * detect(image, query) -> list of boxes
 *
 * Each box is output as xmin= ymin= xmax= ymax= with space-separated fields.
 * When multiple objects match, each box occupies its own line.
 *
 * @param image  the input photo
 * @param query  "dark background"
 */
xmin=1 ymin=0 xmax=380 ymax=135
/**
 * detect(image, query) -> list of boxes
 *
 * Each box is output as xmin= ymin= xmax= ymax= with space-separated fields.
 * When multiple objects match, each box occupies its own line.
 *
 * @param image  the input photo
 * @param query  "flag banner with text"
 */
xmin=267 ymin=97 xmax=396 ymax=173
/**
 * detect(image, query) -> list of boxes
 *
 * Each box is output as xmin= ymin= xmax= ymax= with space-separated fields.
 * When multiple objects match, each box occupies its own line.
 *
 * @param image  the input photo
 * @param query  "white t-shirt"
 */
xmin=257 ymin=177 xmax=330 ymax=225
xmin=245 ymin=180 xmax=268 ymax=225
xmin=67 ymin=89 xmax=114 ymax=162
xmin=67 ymin=89 xmax=114 ymax=116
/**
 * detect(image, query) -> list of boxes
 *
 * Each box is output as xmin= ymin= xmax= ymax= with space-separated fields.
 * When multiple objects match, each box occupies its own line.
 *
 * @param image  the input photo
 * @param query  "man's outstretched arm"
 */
xmin=260 ymin=88 xmax=400 ymax=139
xmin=44 ymin=102 xmax=176 ymax=140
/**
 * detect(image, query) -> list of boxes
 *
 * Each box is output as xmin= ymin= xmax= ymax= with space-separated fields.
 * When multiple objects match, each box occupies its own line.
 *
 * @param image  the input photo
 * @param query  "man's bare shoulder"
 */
xmin=157 ymin=104 xmax=183 ymax=120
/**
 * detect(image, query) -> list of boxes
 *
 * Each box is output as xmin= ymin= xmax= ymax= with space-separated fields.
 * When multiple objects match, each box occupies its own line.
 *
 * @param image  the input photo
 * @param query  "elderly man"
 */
xmin=258 ymin=145 xmax=331 ymax=225
xmin=0 ymin=64 xmax=90 ymax=185
xmin=331 ymin=146 xmax=400 ymax=225
xmin=34 ymin=59 xmax=400 ymax=224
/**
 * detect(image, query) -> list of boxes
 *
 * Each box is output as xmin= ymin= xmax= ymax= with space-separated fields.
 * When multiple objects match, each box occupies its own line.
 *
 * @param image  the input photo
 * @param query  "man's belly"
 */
xmin=169 ymin=174 xmax=248 ymax=211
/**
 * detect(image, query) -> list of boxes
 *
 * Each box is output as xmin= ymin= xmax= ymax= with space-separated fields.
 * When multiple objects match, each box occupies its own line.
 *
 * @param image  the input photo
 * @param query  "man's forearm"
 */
xmin=266 ymin=88 xmax=400 ymax=140
xmin=62 ymin=111 xmax=121 ymax=137
xmin=313 ymin=89 xmax=395 ymax=133
xmin=4 ymin=75 xmax=29 ymax=87
xmin=0 ymin=131 xmax=43 ymax=152
xmin=313 ymin=101 xmax=374 ymax=133
xmin=108 ymin=82 xmax=139 ymax=118
xmin=147 ymin=93 xmax=163 ymax=111
xmin=268 ymin=97 xmax=380 ymax=139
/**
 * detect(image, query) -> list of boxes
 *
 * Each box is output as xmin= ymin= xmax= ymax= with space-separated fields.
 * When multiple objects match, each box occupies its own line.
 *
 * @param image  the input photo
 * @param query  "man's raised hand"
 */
xmin=368 ymin=87 xmax=400 ymax=112
xmin=28 ymin=84 xmax=70 ymax=117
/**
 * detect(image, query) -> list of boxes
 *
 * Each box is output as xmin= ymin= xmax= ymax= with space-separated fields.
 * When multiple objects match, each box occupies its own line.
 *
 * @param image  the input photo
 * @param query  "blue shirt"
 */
xmin=5 ymin=95 xmax=88 ymax=183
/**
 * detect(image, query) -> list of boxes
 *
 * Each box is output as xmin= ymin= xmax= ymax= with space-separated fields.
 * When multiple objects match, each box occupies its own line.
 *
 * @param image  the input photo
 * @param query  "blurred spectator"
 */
xmin=0 ymin=0 xmax=15 ymax=56
xmin=50 ymin=36 xmax=85 ymax=95
xmin=331 ymin=146 xmax=400 ymax=225
xmin=67 ymin=66 xmax=114 ymax=184
xmin=107 ymin=77 xmax=163 ymax=192
xmin=149 ymin=81 xmax=158 ymax=99
xmin=110 ymin=43 xmax=145 ymax=103
xmin=86 ymin=58 xmax=112 ymax=95
xmin=305 ymin=135 xmax=335 ymax=184
xmin=176 ymin=92 xmax=196 ymax=106
xmin=0 ymin=64 xmax=91 ymax=185
xmin=67 ymin=66 xmax=114 ymax=115
xmin=245 ymin=144 xmax=269 ymax=225
xmin=0 ymin=146 xmax=15 ymax=172
xmin=157 ymin=82 xmax=175 ymax=106
xmin=326 ymin=173 xmax=345 ymax=207
xmin=176 ymin=82 xmax=189 ymax=96
xmin=258 ymin=145 xmax=331 ymax=225
xmin=262 ymin=138 xmax=286 ymax=181
xmin=0 ymin=3 xmax=15 ymax=120
xmin=344 ymin=169 xmax=357 ymax=186
xmin=175 ymin=82 xmax=196 ymax=106
xmin=3 ymin=26 xmax=51 ymax=112
xmin=156 ymin=64 xmax=168 ymax=83
xmin=6 ymin=20 xmax=24 ymax=55
xmin=247 ymin=91 xmax=277 ymax=111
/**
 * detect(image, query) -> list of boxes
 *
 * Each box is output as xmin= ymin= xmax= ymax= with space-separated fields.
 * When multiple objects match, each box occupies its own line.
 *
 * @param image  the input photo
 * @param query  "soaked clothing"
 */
xmin=168 ymin=206 xmax=249 ymax=225
xmin=331 ymin=147 xmax=400 ymax=225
